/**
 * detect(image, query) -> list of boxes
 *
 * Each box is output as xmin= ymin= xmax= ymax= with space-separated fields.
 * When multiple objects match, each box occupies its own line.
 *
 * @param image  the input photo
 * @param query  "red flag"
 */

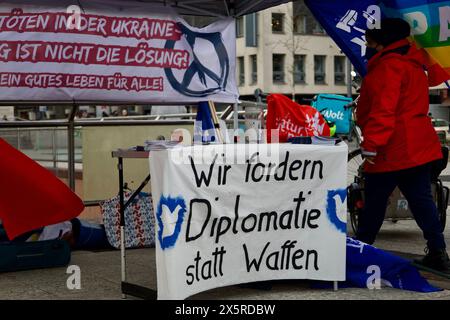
xmin=266 ymin=94 xmax=330 ymax=143
xmin=0 ymin=138 xmax=84 ymax=240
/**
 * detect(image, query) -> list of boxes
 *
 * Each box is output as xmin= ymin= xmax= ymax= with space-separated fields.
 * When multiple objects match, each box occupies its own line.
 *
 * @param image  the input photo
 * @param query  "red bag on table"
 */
xmin=266 ymin=94 xmax=330 ymax=143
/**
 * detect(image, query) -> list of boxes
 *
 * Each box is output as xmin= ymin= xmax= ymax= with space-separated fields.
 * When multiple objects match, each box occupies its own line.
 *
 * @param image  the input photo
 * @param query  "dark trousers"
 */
xmin=356 ymin=163 xmax=446 ymax=250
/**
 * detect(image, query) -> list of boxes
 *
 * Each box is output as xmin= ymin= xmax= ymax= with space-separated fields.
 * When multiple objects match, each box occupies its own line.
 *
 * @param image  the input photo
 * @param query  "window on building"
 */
xmin=245 ymin=13 xmax=258 ymax=47
xmin=236 ymin=16 xmax=244 ymax=38
xmin=293 ymin=15 xmax=307 ymax=34
xmin=334 ymin=56 xmax=346 ymax=85
xmin=314 ymin=55 xmax=326 ymax=84
xmin=273 ymin=54 xmax=285 ymax=84
xmin=238 ymin=57 xmax=245 ymax=86
xmin=250 ymin=55 xmax=258 ymax=85
xmin=272 ymin=13 xmax=284 ymax=33
xmin=293 ymin=0 xmax=326 ymax=35
xmin=312 ymin=21 xmax=326 ymax=35
xmin=294 ymin=55 xmax=306 ymax=84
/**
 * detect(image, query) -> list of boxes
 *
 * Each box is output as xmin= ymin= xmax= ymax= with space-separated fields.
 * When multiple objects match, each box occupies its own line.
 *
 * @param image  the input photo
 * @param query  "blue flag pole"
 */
xmin=208 ymin=101 xmax=224 ymax=143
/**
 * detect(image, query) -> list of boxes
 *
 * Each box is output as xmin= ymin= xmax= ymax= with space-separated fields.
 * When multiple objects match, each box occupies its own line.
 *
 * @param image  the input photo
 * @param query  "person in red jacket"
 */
xmin=355 ymin=18 xmax=449 ymax=273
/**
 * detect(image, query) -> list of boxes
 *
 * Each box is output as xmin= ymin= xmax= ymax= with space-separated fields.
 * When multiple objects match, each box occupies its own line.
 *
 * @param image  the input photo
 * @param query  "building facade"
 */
xmin=236 ymin=1 xmax=351 ymax=102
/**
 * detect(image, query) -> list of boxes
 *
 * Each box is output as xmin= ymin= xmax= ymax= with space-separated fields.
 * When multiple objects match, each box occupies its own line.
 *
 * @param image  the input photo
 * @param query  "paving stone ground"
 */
xmin=1 ymin=158 xmax=450 ymax=300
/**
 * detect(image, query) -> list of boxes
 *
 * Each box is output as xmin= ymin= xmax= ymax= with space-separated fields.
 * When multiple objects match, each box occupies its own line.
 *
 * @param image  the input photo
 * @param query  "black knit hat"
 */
xmin=365 ymin=18 xmax=411 ymax=46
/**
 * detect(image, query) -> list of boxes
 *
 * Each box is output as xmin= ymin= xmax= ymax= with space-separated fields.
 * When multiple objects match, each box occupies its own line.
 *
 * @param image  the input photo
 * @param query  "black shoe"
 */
xmin=414 ymin=247 xmax=450 ymax=273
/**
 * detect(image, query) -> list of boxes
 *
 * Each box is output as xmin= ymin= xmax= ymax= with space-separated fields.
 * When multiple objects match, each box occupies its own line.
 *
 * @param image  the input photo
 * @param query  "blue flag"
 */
xmin=194 ymin=101 xmax=216 ymax=143
xmin=304 ymin=0 xmax=450 ymax=81
xmin=314 ymin=237 xmax=441 ymax=292
xmin=305 ymin=0 xmax=379 ymax=76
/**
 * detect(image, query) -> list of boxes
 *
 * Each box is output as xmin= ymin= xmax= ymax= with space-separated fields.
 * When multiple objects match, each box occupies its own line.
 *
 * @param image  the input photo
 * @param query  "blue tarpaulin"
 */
xmin=314 ymin=237 xmax=441 ymax=292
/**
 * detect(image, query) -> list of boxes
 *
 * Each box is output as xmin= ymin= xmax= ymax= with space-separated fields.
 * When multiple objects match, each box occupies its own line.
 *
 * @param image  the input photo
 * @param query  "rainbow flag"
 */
xmin=305 ymin=0 xmax=450 ymax=86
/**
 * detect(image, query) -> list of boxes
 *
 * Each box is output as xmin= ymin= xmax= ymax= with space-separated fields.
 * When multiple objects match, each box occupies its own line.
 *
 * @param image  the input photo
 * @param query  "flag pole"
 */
xmin=208 ymin=101 xmax=224 ymax=143
xmin=346 ymin=58 xmax=353 ymax=98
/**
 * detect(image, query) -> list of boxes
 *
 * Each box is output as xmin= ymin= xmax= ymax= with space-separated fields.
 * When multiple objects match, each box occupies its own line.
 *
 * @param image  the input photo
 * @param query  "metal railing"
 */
xmin=273 ymin=71 xmax=285 ymax=84
xmin=315 ymin=73 xmax=326 ymax=84
xmin=0 ymin=105 xmax=252 ymax=192
xmin=251 ymin=72 xmax=258 ymax=85
xmin=0 ymin=127 xmax=82 ymax=169
xmin=294 ymin=72 xmax=306 ymax=84
xmin=335 ymin=72 xmax=346 ymax=85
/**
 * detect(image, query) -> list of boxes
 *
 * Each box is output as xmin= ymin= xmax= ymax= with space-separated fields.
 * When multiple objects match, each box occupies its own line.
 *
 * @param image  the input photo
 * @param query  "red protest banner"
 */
xmin=266 ymin=94 xmax=330 ymax=143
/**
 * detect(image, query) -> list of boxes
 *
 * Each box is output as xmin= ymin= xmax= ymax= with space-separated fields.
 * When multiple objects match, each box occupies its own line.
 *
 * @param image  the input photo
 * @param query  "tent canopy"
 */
xmin=121 ymin=0 xmax=292 ymax=17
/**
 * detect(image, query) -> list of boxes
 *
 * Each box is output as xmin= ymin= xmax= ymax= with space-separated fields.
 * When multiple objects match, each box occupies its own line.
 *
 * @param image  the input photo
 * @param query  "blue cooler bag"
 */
xmin=0 ymin=224 xmax=71 ymax=272
xmin=312 ymin=94 xmax=353 ymax=134
xmin=0 ymin=240 xmax=71 ymax=273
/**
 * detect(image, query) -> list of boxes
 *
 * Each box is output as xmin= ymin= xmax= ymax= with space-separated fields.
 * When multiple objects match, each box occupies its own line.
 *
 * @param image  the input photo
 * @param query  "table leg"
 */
xmin=115 ymin=155 xmax=157 ymax=299
xmin=123 ymin=175 xmax=151 ymax=209
xmin=118 ymin=157 xmax=127 ymax=299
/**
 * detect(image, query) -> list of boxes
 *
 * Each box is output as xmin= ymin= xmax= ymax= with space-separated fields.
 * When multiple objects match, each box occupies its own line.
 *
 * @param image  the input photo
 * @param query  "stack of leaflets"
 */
xmin=311 ymin=136 xmax=342 ymax=145
xmin=144 ymin=140 xmax=181 ymax=151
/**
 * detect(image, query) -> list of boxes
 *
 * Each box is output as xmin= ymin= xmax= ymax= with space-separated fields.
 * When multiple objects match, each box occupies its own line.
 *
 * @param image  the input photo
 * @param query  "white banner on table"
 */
xmin=0 ymin=0 xmax=238 ymax=103
xmin=149 ymin=143 xmax=348 ymax=300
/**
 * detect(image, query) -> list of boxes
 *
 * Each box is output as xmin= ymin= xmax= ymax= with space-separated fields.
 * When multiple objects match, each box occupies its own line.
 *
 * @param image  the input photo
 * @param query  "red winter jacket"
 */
xmin=356 ymin=39 xmax=442 ymax=173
